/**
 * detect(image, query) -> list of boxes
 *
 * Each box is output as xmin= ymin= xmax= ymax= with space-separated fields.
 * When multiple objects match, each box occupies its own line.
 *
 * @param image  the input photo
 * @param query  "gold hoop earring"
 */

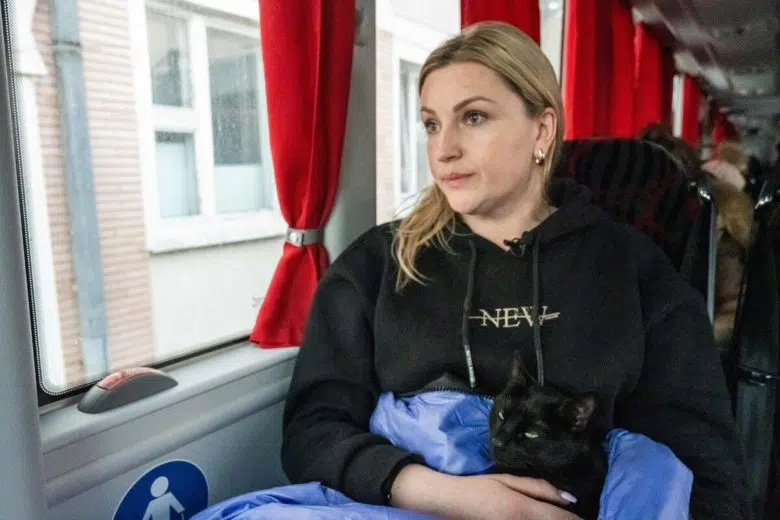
xmin=534 ymin=148 xmax=546 ymax=166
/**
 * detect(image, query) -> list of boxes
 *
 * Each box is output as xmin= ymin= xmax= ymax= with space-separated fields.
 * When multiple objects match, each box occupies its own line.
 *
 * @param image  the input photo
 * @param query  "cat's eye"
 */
xmin=524 ymin=431 xmax=540 ymax=439
xmin=497 ymin=411 xmax=505 ymax=421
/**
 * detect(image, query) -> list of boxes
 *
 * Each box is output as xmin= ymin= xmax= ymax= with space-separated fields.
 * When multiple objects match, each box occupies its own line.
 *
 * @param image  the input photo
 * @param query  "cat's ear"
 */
xmin=567 ymin=393 xmax=597 ymax=432
xmin=510 ymin=351 xmax=531 ymax=390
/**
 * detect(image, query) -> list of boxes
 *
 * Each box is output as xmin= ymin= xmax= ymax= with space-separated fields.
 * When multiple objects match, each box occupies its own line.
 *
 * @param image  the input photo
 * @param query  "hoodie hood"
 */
xmin=447 ymin=178 xmax=608 ymax=390
xmin=449 ymin=177 xmax=608 ymax=253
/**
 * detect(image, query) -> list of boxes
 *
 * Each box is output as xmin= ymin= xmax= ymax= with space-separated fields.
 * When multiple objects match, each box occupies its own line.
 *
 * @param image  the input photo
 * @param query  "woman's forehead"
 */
xmin=421 ymin=62 xmax=513 ymax=108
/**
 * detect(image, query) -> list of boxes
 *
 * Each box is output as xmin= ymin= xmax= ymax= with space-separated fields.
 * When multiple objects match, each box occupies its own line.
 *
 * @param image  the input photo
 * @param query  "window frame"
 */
xmin=132 ymin=0 xmax=283 ymax=254
xmin=391 ymin=35 xmax=435 ymax=216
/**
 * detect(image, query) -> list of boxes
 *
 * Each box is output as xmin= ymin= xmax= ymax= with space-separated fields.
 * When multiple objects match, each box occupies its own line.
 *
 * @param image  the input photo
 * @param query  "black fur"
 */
xmin=489 ymin=352 xmax=607 ymax=519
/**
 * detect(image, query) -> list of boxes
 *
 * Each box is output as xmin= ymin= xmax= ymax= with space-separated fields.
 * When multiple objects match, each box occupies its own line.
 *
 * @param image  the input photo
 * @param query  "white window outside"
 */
xmin=136 ymin=1 xmax=283 ymax=253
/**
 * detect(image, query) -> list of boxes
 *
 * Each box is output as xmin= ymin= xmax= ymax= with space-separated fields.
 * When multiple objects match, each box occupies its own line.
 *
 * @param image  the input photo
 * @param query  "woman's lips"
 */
xmin=440 ymin=172 xmax=474 ymax=188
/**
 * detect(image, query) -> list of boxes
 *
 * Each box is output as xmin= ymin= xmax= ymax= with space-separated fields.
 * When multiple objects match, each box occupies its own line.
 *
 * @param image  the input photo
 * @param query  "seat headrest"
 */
xmin=553 ymin=138 xmax=702 ymax=271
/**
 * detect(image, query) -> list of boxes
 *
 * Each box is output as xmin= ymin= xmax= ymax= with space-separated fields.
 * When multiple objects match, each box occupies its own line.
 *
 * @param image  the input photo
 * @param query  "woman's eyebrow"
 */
xmin=420 ymin=95 xmax=496 ymax=115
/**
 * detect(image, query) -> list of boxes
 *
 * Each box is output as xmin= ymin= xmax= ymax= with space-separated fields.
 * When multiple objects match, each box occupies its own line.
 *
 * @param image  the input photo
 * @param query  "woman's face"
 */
xmin=419 ymin=61 xmax=555 ymax=220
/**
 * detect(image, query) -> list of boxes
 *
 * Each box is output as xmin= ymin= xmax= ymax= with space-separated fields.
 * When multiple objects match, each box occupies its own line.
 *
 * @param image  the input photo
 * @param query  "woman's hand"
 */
xmin=390 ymin=464 xmax=582 ymax=520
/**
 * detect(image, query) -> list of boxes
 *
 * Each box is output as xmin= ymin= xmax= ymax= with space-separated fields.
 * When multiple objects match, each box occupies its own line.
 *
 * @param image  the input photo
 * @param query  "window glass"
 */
xmin=539 ymin=0 xmax=565 ymax=82
xmin=147 ymin=11 xmax=192 ymax=107
xmin=399 ymin=60 xmax=424 ymax=197
xmin=155 ymin=131 xmax=199 ymax=217
xmin=15 ymin=0 xmax=282 ymax=395
xmin=208 ymin=28 xmax=269 ymax=213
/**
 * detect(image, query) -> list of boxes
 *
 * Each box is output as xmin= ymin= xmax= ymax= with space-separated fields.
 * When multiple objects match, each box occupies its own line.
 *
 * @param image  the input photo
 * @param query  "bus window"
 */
xmin=13 ymin=0 xmax=282 ymax=400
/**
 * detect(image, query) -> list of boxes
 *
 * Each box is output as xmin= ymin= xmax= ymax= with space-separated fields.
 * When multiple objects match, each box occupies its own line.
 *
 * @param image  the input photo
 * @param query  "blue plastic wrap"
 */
xmin=597 ymin=428 xmax=693 ymax=520
xmin=191 ymin=482 xmax=437 ymax=519
xmin=368 ymin=390 xmax=494 ymax=475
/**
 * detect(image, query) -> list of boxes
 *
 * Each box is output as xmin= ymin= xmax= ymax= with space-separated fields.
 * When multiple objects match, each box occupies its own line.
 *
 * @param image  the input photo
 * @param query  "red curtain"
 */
xmin=562 ymin=0 xmax=601 ymax=138
xmin=461 ymin=0 xmax=540 ymax=43
xmin=680 ymin=75 xmax=702 ymax=145
xmin=660 ymin=50 xmax=676 ymax=127
xmin=563 ymin=0 xmax=633 ymax=139
xmin=712 ymin=111 xmax=738 ymax=147
xmin=250 ymin=1 xmax=355 ymax=348
xmin=633 ymin=23 xmax=674 ymax=134
xmin=608 ymin=0 xmax=636 ymax=137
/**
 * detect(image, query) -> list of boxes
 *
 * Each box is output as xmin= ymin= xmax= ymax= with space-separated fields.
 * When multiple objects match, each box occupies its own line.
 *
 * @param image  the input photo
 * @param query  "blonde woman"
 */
xmin=281 ymin=22 xmax=748 ymax=520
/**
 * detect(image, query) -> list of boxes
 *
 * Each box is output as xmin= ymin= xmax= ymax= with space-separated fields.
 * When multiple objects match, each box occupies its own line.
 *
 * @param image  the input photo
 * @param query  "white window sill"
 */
xmin=147 ymin=211 xmax=287 ymax=253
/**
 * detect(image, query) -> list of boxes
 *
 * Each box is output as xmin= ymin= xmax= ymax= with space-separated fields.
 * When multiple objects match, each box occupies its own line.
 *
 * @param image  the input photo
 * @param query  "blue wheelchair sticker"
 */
xmin=113 ymin=459 xmax=208 ymax=520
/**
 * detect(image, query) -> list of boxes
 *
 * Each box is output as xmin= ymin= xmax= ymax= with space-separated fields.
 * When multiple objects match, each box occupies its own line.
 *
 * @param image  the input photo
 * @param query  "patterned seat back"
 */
xmin=553 ymin=138 xmax=714 ymax=303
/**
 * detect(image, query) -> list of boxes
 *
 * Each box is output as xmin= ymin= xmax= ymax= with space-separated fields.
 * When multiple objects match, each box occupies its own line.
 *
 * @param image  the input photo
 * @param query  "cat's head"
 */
xmin=489 ymin=352 xmax=599 ymax=472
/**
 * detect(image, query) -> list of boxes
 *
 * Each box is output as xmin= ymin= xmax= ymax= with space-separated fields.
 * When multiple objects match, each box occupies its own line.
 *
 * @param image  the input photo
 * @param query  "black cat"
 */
xmin=489 ymin=352 xmax=607 ymax=519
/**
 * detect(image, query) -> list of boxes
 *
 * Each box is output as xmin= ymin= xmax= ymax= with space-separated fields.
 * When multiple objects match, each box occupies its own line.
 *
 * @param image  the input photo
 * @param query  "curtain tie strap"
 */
xmin=285 ymin=227 xmax=323 ymax=247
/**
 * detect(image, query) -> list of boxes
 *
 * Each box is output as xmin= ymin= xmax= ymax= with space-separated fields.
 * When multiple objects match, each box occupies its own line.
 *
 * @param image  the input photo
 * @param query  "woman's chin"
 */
xmin=443 ymin=194 xmax=481 ymax=216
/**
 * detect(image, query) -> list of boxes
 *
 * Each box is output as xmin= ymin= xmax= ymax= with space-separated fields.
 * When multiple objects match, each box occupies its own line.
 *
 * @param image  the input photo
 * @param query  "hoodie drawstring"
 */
xmin=462 ymin=240 xmax=478 ymax=389
xmin=461 ymin=234 xmax=544 ymax=390
xmin=531 ymin=234 xmax=544 ymax=386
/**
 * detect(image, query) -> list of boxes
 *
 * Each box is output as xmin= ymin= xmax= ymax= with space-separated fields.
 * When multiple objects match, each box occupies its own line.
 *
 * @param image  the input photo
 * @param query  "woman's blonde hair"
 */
xmin=392 ymin=21 xmax=564 ymax=290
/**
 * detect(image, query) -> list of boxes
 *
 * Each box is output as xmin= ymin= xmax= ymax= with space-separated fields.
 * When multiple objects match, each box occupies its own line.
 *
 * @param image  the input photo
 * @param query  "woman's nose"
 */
xmin=435 ymin=127 xmax=462 ymax=163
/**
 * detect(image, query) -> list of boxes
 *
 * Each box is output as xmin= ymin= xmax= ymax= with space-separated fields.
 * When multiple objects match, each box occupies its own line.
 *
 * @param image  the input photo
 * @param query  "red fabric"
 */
xmin=562 ymin=0 xmax=599 ymax=138
xmin=461 ymin=0 xmax=540 ymax=43
xmin=680 ymin=75 xmax=702 ymax=145
xmin=660 ymin=51 xmax=676 ymax=127
xmin=633 ymin=23 xmax=674 ymax=134
xmin=608 ymin=0 xmax=636 ymax=137
xmin=563 ymin=0 xmax=632 ymax=138
xmin=712 ymin=111 xmax=738 ymax=147
xmin=250 ymin=0 xmax=354 ymax=348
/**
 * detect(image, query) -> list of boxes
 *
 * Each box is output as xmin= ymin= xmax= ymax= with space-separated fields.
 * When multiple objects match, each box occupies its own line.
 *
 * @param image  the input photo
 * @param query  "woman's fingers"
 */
xmin=488 ymin=474 xmax=578 ymax=507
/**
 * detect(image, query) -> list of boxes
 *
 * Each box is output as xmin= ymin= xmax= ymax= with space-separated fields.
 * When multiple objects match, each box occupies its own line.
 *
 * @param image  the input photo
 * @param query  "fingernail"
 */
xmin=559 ymin=490 xmax=578 ymax=503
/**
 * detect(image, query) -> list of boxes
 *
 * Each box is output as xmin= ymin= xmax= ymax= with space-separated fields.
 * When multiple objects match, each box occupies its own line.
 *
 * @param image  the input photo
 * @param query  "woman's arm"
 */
xmin=281 ymin=267 xmax=422 ymax=505
xmin=390 ymin=464 xmax=581 ymax=520
xmin=618 ymin=242 xmax=751 ymax=520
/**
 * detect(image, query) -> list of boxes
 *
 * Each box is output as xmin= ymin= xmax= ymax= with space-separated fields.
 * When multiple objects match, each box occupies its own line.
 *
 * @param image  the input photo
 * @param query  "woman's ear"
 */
xmin=535 ymin=107 xmax=557 ymax=155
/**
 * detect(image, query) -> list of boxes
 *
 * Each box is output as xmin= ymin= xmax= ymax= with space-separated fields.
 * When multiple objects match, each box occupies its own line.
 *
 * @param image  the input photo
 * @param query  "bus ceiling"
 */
xmin=629 ymin=0 xmax=779 ymax=134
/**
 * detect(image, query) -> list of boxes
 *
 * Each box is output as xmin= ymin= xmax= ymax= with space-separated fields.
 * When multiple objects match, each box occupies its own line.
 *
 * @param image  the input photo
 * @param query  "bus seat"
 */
xmin=554 ymin=138 xmax=716 ymax=311
xmin=729 ymin=178 xmax=780 ymax=520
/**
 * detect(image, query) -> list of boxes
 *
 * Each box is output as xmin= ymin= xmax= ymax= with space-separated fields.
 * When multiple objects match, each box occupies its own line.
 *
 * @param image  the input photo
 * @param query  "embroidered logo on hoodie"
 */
xmin=469 ymin=306 xmax=560 ymax=328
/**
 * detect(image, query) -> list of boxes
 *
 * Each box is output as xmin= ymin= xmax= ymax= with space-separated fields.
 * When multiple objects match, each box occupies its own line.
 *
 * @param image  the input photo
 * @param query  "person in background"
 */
xmin=709 ymin=180 xmax=753 ymax=353
xmin=638 ymin=125 xmax=754 ymax=356
xmin=637 ymin=123 xmax=702 ymax=178
xmin=703 ymin=140 xmax=762 ymax=202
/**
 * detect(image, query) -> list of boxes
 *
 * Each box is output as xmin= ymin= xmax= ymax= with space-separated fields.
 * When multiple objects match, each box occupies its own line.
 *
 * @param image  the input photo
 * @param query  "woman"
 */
xmin=637 ymin=122 xmax=702 ymax=178
xmin=281 ymin=22 xmax=749 ymax=520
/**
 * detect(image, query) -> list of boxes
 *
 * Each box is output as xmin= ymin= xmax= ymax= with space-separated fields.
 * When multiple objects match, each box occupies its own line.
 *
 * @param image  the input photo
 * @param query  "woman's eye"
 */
xmin=423 ymin=120 xmax=438 ymax=134
xmin=464 ymin=111 xmax=486 ymax=125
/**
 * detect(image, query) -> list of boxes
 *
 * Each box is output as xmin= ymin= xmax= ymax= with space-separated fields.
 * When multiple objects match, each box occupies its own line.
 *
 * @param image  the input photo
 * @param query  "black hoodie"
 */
xmin=281 ymin=178 xmax=749 ymax=520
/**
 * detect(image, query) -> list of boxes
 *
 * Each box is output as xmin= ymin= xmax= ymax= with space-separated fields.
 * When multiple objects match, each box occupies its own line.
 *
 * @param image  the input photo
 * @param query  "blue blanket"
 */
xmin=193 ymin=390 xmax=692 ymax=519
